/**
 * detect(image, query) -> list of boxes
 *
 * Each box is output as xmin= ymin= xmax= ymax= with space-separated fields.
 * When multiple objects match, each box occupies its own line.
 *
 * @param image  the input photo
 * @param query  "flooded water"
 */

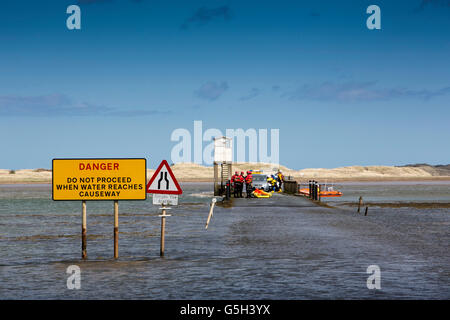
xmin=0 ymin=182 xmax=449 ymax=299
xmin=318 ymin=181 xmax=450 ymax=204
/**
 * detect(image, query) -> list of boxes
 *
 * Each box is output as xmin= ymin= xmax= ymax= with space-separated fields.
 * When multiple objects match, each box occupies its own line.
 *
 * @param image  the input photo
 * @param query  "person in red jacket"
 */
xmin=231 ymin=171 xmax=240 ymax=198
xmin=245 ymin=171 xmax=253 ymax=198
xmin=238 ymin=172 xmax=245 ymax=198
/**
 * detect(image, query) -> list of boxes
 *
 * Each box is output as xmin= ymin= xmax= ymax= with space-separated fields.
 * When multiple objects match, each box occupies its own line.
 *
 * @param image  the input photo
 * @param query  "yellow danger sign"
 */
xmin=52 ymin=158 xmax=147 ymax=201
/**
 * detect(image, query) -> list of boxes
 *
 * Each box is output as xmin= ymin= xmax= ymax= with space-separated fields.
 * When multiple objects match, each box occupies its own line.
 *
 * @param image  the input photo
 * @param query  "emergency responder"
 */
xmin=277 ymin=170 xmax=285 ymax=191
xmin=267 ymin=175 xmax=276 ymax=191
xmin=271 ymin=174 xmax=279 ymax=191
xmin=231 ymin=171 xmax=239 ymax=198
xmin=238 ymin=171 xmax=245 ymax=198
xmin=245 ymin=170 xmax=253 ymax=198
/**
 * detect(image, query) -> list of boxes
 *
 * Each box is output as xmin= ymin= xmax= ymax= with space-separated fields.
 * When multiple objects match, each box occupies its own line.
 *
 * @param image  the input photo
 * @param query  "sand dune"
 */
xmin=1 ymin=163 xmax=449 ymax=184
xmin=297 ymin=165 xmax=438 ymax=180
xmin=0 ymin=169 xmax=53 ymax=184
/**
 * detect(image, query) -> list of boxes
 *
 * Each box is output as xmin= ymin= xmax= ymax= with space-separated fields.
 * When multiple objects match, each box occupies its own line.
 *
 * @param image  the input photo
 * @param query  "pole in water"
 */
xmin=358 ymin=196 xmax=363 ymax=213
xmin=315 ymin=181 xmax=318 ymax=201
xmin=313 ymin=181 xmax=317 ymax=201
xmin=82 ymin=200 xmax=87 ymax=259
xmin=313 ymin=181 xmax=315 ymax=200
xmin=205 ymin=198 xmax=217 ymax=229
xmin=161 ymin=209 xmax=165 ymax=256
xmin=309 ymin=180 xmax=312 ymax=199
xmin=114 ymin=200 xmax=119 ymax=259
xmin=159 ymin=204 xmax=172 ymax=257
xmin=365 ymin=206 xmax=368 ymax=216
xmin=313 ymin=182 xmax=316 ymax=201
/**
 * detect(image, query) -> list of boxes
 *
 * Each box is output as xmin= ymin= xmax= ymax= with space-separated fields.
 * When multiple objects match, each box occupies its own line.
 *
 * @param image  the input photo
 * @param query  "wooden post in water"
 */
xmin=365 ymin=206 xmax=368 ymax=216
xmin=159 ymin=204 xmax=171 ymax=257
xmin=161 ymin=212 xmax=165 ymax=256
xmin=358 ymin=196 xmax=363 ymax=213
xmin=308 ymin=180 xmax=312 ymax=199
xmin=114 ymin=200 xmax=119 ymax=259
xmin=205 ymin=198 xmax=217 ymax=229
xmin=314 ymin=181 xmax=318 ymax=201
xmin=82 ymin=200 xmax=87 ymax=259
xmin=315 ymin=182 xmax=318 ymax=201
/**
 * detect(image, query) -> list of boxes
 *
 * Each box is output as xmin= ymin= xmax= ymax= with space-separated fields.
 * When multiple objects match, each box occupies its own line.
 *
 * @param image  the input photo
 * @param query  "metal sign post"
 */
xmin=52 ymin=158 xmax=147 ymax=259
xmin=114 ymin=200 xmax=119 ymax=259
xmin=147 ymin=160 xmax=182 ymax=257
xmin=82 ymin=200 xmax=87 ymax=259
xmin=158 ymin=205 xmax=171 ymax=257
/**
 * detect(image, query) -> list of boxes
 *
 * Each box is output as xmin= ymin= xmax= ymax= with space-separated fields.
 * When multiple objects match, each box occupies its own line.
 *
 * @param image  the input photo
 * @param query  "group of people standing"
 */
xmin=230 ymin=170 xmax=285 ymax=198
xmin=231 ymin=171 xmax=253 ymax=198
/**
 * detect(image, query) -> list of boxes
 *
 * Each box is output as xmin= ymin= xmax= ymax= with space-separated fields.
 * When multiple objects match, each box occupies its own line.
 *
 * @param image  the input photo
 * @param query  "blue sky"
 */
xmin=0 ymin=0 xmax=449 ymax=170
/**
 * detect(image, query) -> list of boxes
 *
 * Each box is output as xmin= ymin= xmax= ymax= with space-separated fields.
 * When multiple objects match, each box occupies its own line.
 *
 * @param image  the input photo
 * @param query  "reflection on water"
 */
xmin=0 ymin=182 xmax=449 ymax=299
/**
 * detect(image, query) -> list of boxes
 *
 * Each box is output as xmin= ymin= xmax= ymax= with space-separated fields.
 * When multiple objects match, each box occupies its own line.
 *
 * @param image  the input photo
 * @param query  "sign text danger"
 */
xmin=79 ymin=162 xmax=120 ymax=171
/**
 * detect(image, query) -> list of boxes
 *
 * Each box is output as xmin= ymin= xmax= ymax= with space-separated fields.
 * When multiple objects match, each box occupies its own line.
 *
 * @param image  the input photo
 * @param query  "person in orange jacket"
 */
xmin=231 ymin=171 xmax=239 ymax=197
xmin=245 ymin=170 xmax=253 ymax=198
xmin=237 ymin=171 xmax=245 ymax=198
xmin=232 ymin=171 xmax=244 ymax=198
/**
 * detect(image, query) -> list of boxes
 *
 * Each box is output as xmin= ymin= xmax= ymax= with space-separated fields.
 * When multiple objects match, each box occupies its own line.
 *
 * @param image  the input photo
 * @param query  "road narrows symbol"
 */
xmin=146 ymin=160 xmax=182 ymax=195
xmin=157 ymin=172 xmax=170 ymax=190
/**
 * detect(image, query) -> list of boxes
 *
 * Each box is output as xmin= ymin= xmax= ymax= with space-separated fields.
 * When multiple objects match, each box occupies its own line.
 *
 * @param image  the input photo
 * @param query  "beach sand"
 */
xmin=1 ymin=163 xmax=449 ymax=184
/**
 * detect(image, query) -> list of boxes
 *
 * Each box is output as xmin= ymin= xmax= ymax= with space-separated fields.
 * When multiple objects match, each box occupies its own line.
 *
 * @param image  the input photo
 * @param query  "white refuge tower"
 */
xmin=213 ymin=136 xmax=233 ymax=196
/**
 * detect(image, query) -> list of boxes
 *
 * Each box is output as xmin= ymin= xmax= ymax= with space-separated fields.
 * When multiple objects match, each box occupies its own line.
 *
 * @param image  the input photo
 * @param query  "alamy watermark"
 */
xmin=65 ymin=5 xmax=380 ymax=31
xmin=170 ymin=121 xmax=280 ymax=165
xmin=366 ymin=5 xmax=381 ymax=30
xmin=366 ymin=265 xmax=381 ymax=289
xmin=66 ymin=265 xmax=81 ymax=290
xmin=66 ymin=5 xmax=81 ymax=30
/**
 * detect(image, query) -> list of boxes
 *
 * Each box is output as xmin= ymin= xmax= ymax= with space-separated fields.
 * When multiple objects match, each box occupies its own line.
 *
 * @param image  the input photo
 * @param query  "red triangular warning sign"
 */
xmin=146 ymin=160 xmax=182 ymax=194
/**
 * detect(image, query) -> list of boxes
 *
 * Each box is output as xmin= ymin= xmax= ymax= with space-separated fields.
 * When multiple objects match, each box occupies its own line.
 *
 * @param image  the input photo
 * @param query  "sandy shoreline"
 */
xmin=2 ymin=177 xmax=450 ymax=185
xmin=1 ymin=163 xmax=450 ymax=184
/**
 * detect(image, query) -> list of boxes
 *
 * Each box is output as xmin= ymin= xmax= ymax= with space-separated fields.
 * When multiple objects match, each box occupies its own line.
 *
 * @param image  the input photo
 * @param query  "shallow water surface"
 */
xmin=0 ymin=182 xmax=449 ymax=299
